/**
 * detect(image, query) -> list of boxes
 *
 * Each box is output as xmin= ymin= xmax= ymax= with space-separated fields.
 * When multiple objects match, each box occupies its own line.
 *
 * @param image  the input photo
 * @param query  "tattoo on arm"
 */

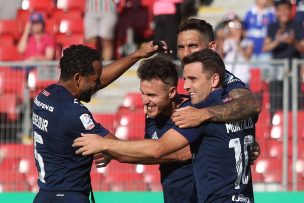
xmin=207 ymin=89 xmax=261 ymax=122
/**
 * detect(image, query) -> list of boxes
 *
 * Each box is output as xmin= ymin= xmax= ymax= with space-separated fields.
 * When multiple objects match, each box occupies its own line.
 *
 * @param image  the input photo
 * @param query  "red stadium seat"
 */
xmin=177 ymin=78 xmax=187 ymax=94
xmin=0 ymin=171 xmax=28 ymax=192
xmin=55 ymin=34 xmax=84 ymax=48
xmin=90 ymin=172 xmax=109 ymax=191
xmin=249 ymin=68 xmax=263 ymax=93
xmin=122 ymin=92 xmax=143 ymax=108
xmin=255 ymin=158 xmax=282 ymax=183
xmin=0 ymin=93 xmax=19 ymax=121
xmin=266 ymin=139 xmax=292 ymax=158
xmin=0 ymin=144 xmax=33 ymax=159
xmin=115 ymin=125 xmax=145 ymax=140
xmin=0 ymin=35 xmax=15 ymax=46
xmin=21 ymin=0 xmax=54 ymax=14
xmin=0 ymin=158 xmax=21 ymax=171
xmin=93 ymin=113 xmax=115 ymax=134
xmin=56 ymin=0 xmax=85 ymax=13
xmin=270 ymin=111 xmax=304 ymax=140
xmin=105 ymin=172 xmax=147 ymax=191
xmin=57 ymin=18 xmax=84 ymax=35
xmin=105 ymin=160 xmax=137 ymax=174
xmin=51 ymin=9 xmax=83 ymax=21
xmin=0 ymin=46 xmax=22 ymax=61
xmin=0 ymin=66 xmax=26 ymax=101
xmin=0 ymin=20 xmax=22 ymax=40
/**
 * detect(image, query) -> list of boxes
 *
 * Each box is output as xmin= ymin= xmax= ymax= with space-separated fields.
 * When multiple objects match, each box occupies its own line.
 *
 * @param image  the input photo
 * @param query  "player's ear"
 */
xmin=168 ymin=86 xmax=177 ymax=99
xmin=73 ymin=73 xmax=82 ymax=87
xmin=208 ymin=41 xmax=216 ymax=51
xmin=211 ymin=73 xmax=220 ymax=88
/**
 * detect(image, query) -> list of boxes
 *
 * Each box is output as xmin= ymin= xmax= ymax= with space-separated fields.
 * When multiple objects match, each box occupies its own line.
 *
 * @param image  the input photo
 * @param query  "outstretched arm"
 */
xmin=99 ymin=41 xmax=160 ymax=88
xmin=172 ymin=88 xmax=261 ymax=128
xmin=73 ymin=129 xmax=189 ymax=160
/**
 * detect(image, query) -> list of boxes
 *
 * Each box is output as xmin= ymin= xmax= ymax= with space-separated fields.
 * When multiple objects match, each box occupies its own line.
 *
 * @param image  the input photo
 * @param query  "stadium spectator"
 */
xmin=213 ymin=20 xmax=227 ymax=58
xmin=73 ymin=49 xmax=256 ymax=202
xmin=223 ymin=13 xmax=253 ymax=86
xmin=243 ymin=0 xmax=276 ymax=61
xmin=263 ymin=0 xmax=304 ymax=113
xmin=17 ymin=12 xmax=55 ymax=61
xmin=84 ymin=0 xmax=118 ymax=61
xmin=153 ymin=0 xmax=183 ymax=59
xmin=31 ymin=42 xmax=161 ymax=202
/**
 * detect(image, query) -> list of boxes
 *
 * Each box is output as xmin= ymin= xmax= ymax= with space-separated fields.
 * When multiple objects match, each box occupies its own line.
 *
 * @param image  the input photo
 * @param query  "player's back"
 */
xmin=192 ymin=89 xmax=255 ymax=203
xmin=32 ymin=84 xmax=94 ymax=193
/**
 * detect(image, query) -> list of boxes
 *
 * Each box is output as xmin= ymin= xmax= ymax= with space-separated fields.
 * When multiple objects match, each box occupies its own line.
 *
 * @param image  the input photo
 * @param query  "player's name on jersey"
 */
xmin=32 ymin=112 xmax=49 ymax=132
xmin=34 ymin=96 xmax=54 ymax=112
xmin=225 ymin=118 xmax=254 ymax=133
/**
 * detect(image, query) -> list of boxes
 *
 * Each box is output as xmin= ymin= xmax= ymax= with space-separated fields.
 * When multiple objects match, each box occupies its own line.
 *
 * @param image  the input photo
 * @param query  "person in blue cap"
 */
xmin=17 ymin=12 xmax=55 ymax=61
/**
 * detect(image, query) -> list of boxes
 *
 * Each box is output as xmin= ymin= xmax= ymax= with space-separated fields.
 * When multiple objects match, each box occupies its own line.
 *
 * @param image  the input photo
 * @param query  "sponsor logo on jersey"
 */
xmin=34 ymin=97 xmax=54 ymax=112
xmin=224 ymin=72 xmax=242 ymax=85
xmin=42 ymin=90 xmax=50 ymax=96
xmin=80 ymin=113 xmax=95 ymax=130
xmin=151 ymin=131 xmax=158 ymax=139
xmin=232 ymin=194 xmax=251 ymax=203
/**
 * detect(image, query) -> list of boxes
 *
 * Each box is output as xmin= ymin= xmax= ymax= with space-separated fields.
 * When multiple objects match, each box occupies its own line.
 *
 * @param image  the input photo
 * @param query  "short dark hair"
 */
xmin=59 ymin=45 xmax=101 ymax=81
xmin=274 ymin=0 xmax=291 ymax=8
xmin=182 ymin=48 xmax=225 ymax=86
xmin=137 ymin=55 xmax=178 ymax=88
xmin=178 ymin=18 xmax=214 ymax=44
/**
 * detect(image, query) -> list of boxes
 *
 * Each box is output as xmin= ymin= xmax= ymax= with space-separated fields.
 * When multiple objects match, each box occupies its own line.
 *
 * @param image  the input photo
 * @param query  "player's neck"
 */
xmin=57 ymin=80 xmax=78 ymax=98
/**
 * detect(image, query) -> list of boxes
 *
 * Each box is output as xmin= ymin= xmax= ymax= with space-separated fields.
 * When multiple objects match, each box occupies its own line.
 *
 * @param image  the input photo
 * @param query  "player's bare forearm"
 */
xmin=172 ymin=89 xmax=260 ymax=128
xmin=114 ymin=145 xmax=192 ymax=164
xmin=207 ymin=88 xmax=261 ymax=122
xmin=99 ymin=41 xmax=158 ymax=88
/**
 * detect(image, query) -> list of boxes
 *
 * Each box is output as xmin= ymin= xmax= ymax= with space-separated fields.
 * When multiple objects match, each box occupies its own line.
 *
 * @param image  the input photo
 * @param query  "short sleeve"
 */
xmin=168 ymin=120 xmax=201 ymax=144
xmin=78 ymin=111 xmax=109 ymax=137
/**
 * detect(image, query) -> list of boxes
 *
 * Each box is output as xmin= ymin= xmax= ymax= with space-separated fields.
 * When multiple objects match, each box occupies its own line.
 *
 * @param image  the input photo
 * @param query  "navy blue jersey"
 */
xmin=145 ymin=97 xmax=199 ymax=203
xmin=32 ymin=84 xmax=109 ymax=193
xmin=224 ymin=70 xmax=247 ymax=93
xmin=177 ymin=89 xmax=255 ymax=203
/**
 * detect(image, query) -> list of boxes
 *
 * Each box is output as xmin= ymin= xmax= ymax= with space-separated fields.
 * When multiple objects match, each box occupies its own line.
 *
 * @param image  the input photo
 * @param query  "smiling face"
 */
xmin=140 ymin=78 xmax=175 ymax=118
xmin=183 ymin=61 xmax=222 ymax=105
xmin=77 ymin=60 xmax=102 ymax=102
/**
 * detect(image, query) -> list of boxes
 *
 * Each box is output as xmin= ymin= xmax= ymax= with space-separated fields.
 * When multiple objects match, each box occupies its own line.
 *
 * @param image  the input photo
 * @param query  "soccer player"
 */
xmin=73 ymin=49 xmax=255 ymax=202
xmin=172 ymin=18 xmax=260 ymax=130
xmin=32 ymin=45 xmax=113 ymax=203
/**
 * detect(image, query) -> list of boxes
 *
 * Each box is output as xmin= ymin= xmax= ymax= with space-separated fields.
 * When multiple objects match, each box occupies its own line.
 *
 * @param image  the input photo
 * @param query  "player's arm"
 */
xmin=172 ymin=88 xmax=261 ymax=128
xmin=99 ymin=41 xmax=158 ymax=88
xmin=73 ymin=129 xmax=189 ymax=160
xmin=110 ymin=145 xmax=192 ymax=164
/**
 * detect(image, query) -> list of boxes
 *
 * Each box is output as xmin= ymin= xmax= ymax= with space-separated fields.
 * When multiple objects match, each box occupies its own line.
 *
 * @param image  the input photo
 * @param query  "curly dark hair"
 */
xmin=179 ymin=18 xmax=214 ymax=45
xmin=59 ymin=45 xmax=101 ymax=81
xmin=182 ymin=48 xmax=225 ymax=86
xmin=137 ymin=55 xmax=178 ymax=87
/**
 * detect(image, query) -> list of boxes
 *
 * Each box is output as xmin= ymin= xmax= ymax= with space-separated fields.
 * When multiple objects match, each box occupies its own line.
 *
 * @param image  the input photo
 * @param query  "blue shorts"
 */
xmin=33 ymin=190 xmax=91 ymax=203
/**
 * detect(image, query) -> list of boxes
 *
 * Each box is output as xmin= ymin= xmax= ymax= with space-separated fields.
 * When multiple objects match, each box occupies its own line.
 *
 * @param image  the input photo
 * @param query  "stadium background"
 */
xmin=0 ymin=0 xmax=304 ymax=202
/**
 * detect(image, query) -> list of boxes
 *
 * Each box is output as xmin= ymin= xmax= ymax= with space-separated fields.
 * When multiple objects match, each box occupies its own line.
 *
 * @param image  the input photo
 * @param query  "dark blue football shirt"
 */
xmin=173 ymin=89 xmax=255 ymax=203
xmin=145 ymin=97 xmax=199 ymax=203
xmin=32 ymin=84 xmax=109 ymax=193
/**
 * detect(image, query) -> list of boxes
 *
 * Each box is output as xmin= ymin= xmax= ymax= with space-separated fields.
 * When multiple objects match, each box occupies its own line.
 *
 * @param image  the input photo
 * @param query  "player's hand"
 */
xmin=134 ymin=41 xmax=172 ymax=59
xmin=250 ymin=141 xmax=260 ymax=165
xmin=172 ymin=106 xmax=205 ymax=128
xmin=73 ymin=134 xmax=106 ymax=156
xmin=94 ymin=153 xmax=112 ymax=168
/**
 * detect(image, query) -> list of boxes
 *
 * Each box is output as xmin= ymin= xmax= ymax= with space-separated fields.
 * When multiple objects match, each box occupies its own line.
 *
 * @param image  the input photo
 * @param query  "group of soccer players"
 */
xmin=32 ymin=18 xmax=261 ymax=203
